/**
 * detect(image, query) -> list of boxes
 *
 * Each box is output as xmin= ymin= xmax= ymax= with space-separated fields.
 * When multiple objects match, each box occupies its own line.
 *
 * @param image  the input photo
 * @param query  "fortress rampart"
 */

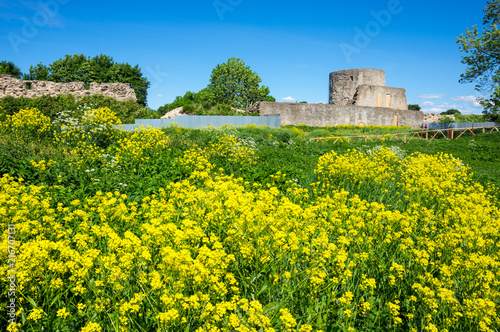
xmin=0 ymin=74 xmax=137 ymax=102
xmin=260 ymin=68 xmax=421 ymax=128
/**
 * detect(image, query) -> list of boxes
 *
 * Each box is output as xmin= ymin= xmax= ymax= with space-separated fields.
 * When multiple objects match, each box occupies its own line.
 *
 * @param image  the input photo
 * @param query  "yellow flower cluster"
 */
xmin=0 ymin=107 xmax=52 ymax=139
xmin=30 ymin=159 xmax=56 ymax=172
xmin=208 ymin=133 xmax=257 ymax=166
xmin=0 ymin=140 xmax=498 ymax=331
xmin=81 ymin=107 xmax=122 ymax=127
xmin=111 ymin=126 xmax=170 ymax=166
xmin=315 ymin=147 xmax=399 ymax=191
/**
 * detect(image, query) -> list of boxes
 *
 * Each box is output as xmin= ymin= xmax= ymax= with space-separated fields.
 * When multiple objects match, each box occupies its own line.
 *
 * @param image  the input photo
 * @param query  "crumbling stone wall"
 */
xmin=354 ymin=85 xmax=407 ymax=109
xmin=259 ymin=102 xmax=423 ymax=128
xmin=0 ymin=74 xmax=137 ymax=102
xmin=329 ymin=69 xmax=408 ymax=110
xmin=423 ymin=113 xmax=455 ymax=123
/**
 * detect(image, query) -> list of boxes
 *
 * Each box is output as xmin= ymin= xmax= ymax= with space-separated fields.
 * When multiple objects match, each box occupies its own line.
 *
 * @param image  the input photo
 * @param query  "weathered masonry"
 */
xmin=260 ymin=68 xmax=423 ymax=128
xmin=0 ymin=74 xmax=137 ymax=102
xmin=329 ymin=68 xmax=407 ymax=110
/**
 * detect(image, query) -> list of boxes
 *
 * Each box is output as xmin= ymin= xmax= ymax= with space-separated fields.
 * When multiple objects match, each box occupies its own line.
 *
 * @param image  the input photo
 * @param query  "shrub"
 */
xmin=0 ymin=94 xmax=159 ymax=124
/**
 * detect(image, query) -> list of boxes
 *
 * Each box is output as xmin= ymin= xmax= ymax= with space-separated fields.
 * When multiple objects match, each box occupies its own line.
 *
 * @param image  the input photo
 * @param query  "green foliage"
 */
xmin=455 ymin=114 xmax=487 ymax=122
xmin=439 ymin=113 xmax=487 ymax=123
xmin=207 ymin=57 xmax=275 ymax=109
xmin=157 ymin=89 xmax=215 ymax=114
xmin=479 ymin=86 xmax=500 ymax=121
xmin=0 ymin=61 xmax=23 ymax=78
xmin=457 ymin=0 xmax=500 ymax=121
xmin=441 ymin=109 xmax=461 ymax=115
xmin=439 ymin=116 xmax=455 ymax=123
xmin=24 ymin=54 xmax=150 ymax=105
xmin=408 ymin=104 xmax=421 ymax=111
xmin=0 ymin=94 xmax=159 ymax=124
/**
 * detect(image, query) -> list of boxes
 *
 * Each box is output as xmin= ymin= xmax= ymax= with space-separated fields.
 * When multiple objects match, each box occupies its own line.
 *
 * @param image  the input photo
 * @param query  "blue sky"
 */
xmin=0 ymin=0 xmax=489 ymax=114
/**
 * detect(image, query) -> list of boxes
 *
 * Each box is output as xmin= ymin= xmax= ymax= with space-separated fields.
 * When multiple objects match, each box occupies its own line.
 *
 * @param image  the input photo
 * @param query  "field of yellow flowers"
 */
xmin=1 ymin=107 xmax=499 ymax=331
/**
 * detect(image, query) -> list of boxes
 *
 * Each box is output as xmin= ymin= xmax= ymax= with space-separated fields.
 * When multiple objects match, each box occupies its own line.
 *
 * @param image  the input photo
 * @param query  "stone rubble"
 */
xmin=423 ymin=113 xmax=455 ymax=123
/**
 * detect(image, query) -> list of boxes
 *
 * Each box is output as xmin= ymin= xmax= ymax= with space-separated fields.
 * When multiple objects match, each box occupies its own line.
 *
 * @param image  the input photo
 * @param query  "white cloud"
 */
xmin=157 ymin=94 xmax=163 ymax=98
xmin=421 ymin=102 xmax=457 ymax=111
xmin=418 ymin=94 xmax=447 ymax=99
xmin=450 ymin=95 xmax=482 ymax=108
xmin=282 ymin=96 xmax=297 ymax=102
xmin=435 ymin=103 xmax=457 ymax=109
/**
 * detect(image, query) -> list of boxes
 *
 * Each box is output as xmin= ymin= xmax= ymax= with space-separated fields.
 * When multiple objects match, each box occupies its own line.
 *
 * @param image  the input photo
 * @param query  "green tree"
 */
xmin=25 ymin=63 xmax=50 ymax=80
xmin=408 ymin=104 xmax=421 ymax=111
xmin=207 ymin=57 xmax=275 ymax=109
xmin=0 ymin=61 xmax=23 ymax=78
xmin=24 ymin=54 xmax=150 ymax=105
xmin=440 ymin=109 xmax=461 ymax=115
xmin=457 ymin=0 xmax=500 ymax=121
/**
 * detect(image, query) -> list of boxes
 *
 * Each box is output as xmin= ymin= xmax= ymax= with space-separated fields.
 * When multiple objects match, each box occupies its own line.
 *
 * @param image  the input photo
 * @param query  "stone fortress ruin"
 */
xmin=329 ymin=69 xmax=407 ymax=110
xmin=260 ymin=68 xmax=423 ymax=128
xmin=0 ymin=74 xmax=137 ymax=102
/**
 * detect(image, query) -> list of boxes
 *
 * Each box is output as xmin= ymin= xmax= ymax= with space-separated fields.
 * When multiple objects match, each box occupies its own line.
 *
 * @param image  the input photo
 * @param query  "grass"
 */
xmin=1 ymin=108 xmax=499 ymax=331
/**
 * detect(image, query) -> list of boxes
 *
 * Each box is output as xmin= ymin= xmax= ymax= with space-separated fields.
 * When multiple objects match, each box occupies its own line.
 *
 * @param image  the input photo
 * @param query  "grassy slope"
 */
xmin=1 ymin=125 xmax=498 ymax=200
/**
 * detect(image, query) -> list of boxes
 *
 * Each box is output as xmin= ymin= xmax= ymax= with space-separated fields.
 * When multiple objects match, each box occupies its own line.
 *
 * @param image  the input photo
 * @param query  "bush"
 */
xmin=439 ymin=114 xmax=487 ymax=123
xmin=0 ymin=94 xmax=160 ymax=124
xmin=157 ymin=89 xmax=215 ymax=115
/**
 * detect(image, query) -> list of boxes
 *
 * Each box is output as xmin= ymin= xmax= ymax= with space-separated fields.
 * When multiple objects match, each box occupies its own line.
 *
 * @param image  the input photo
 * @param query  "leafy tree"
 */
xmin=207 ymin=57 xmax=275 ymax=109
xmin=408 ymin=104 xmax=421 ymax=111
xmin=24 ymin=54 xmax=150 ymax=105
xmin=25 ymin=63 xmax=50 ymax=80
xmin=457 ymin=0 xmax=500 ymax=121
xmin=440 ymin=109 xmax=461 ymax=115
xmin=0 ymin=61 xmax=23 ymax=78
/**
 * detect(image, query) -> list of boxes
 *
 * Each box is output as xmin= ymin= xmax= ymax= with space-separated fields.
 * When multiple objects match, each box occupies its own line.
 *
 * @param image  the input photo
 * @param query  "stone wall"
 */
xmin=259 ymin=102 xmax=423 ymax=128
xmin=353 ymin=85 xmax=407 ymax=109
xmin=0 ymin=74 xmax=137 ymax=102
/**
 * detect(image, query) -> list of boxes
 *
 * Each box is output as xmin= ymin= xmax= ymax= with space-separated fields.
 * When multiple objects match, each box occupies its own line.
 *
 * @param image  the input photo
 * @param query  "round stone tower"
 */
xmin=329 ymin=69 xmax=386 ymax=105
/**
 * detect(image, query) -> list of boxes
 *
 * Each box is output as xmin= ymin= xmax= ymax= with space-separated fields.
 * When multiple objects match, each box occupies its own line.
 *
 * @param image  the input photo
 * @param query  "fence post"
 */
xmin=404 ymin=133 xmax=407 ymax=143
xmin=472 ymin=123 xmax=475 ymax=136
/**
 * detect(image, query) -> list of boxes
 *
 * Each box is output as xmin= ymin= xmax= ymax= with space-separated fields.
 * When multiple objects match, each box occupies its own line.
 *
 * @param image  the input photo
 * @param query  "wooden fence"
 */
xmin=309 ymin=126 xmax=500 ymax=144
